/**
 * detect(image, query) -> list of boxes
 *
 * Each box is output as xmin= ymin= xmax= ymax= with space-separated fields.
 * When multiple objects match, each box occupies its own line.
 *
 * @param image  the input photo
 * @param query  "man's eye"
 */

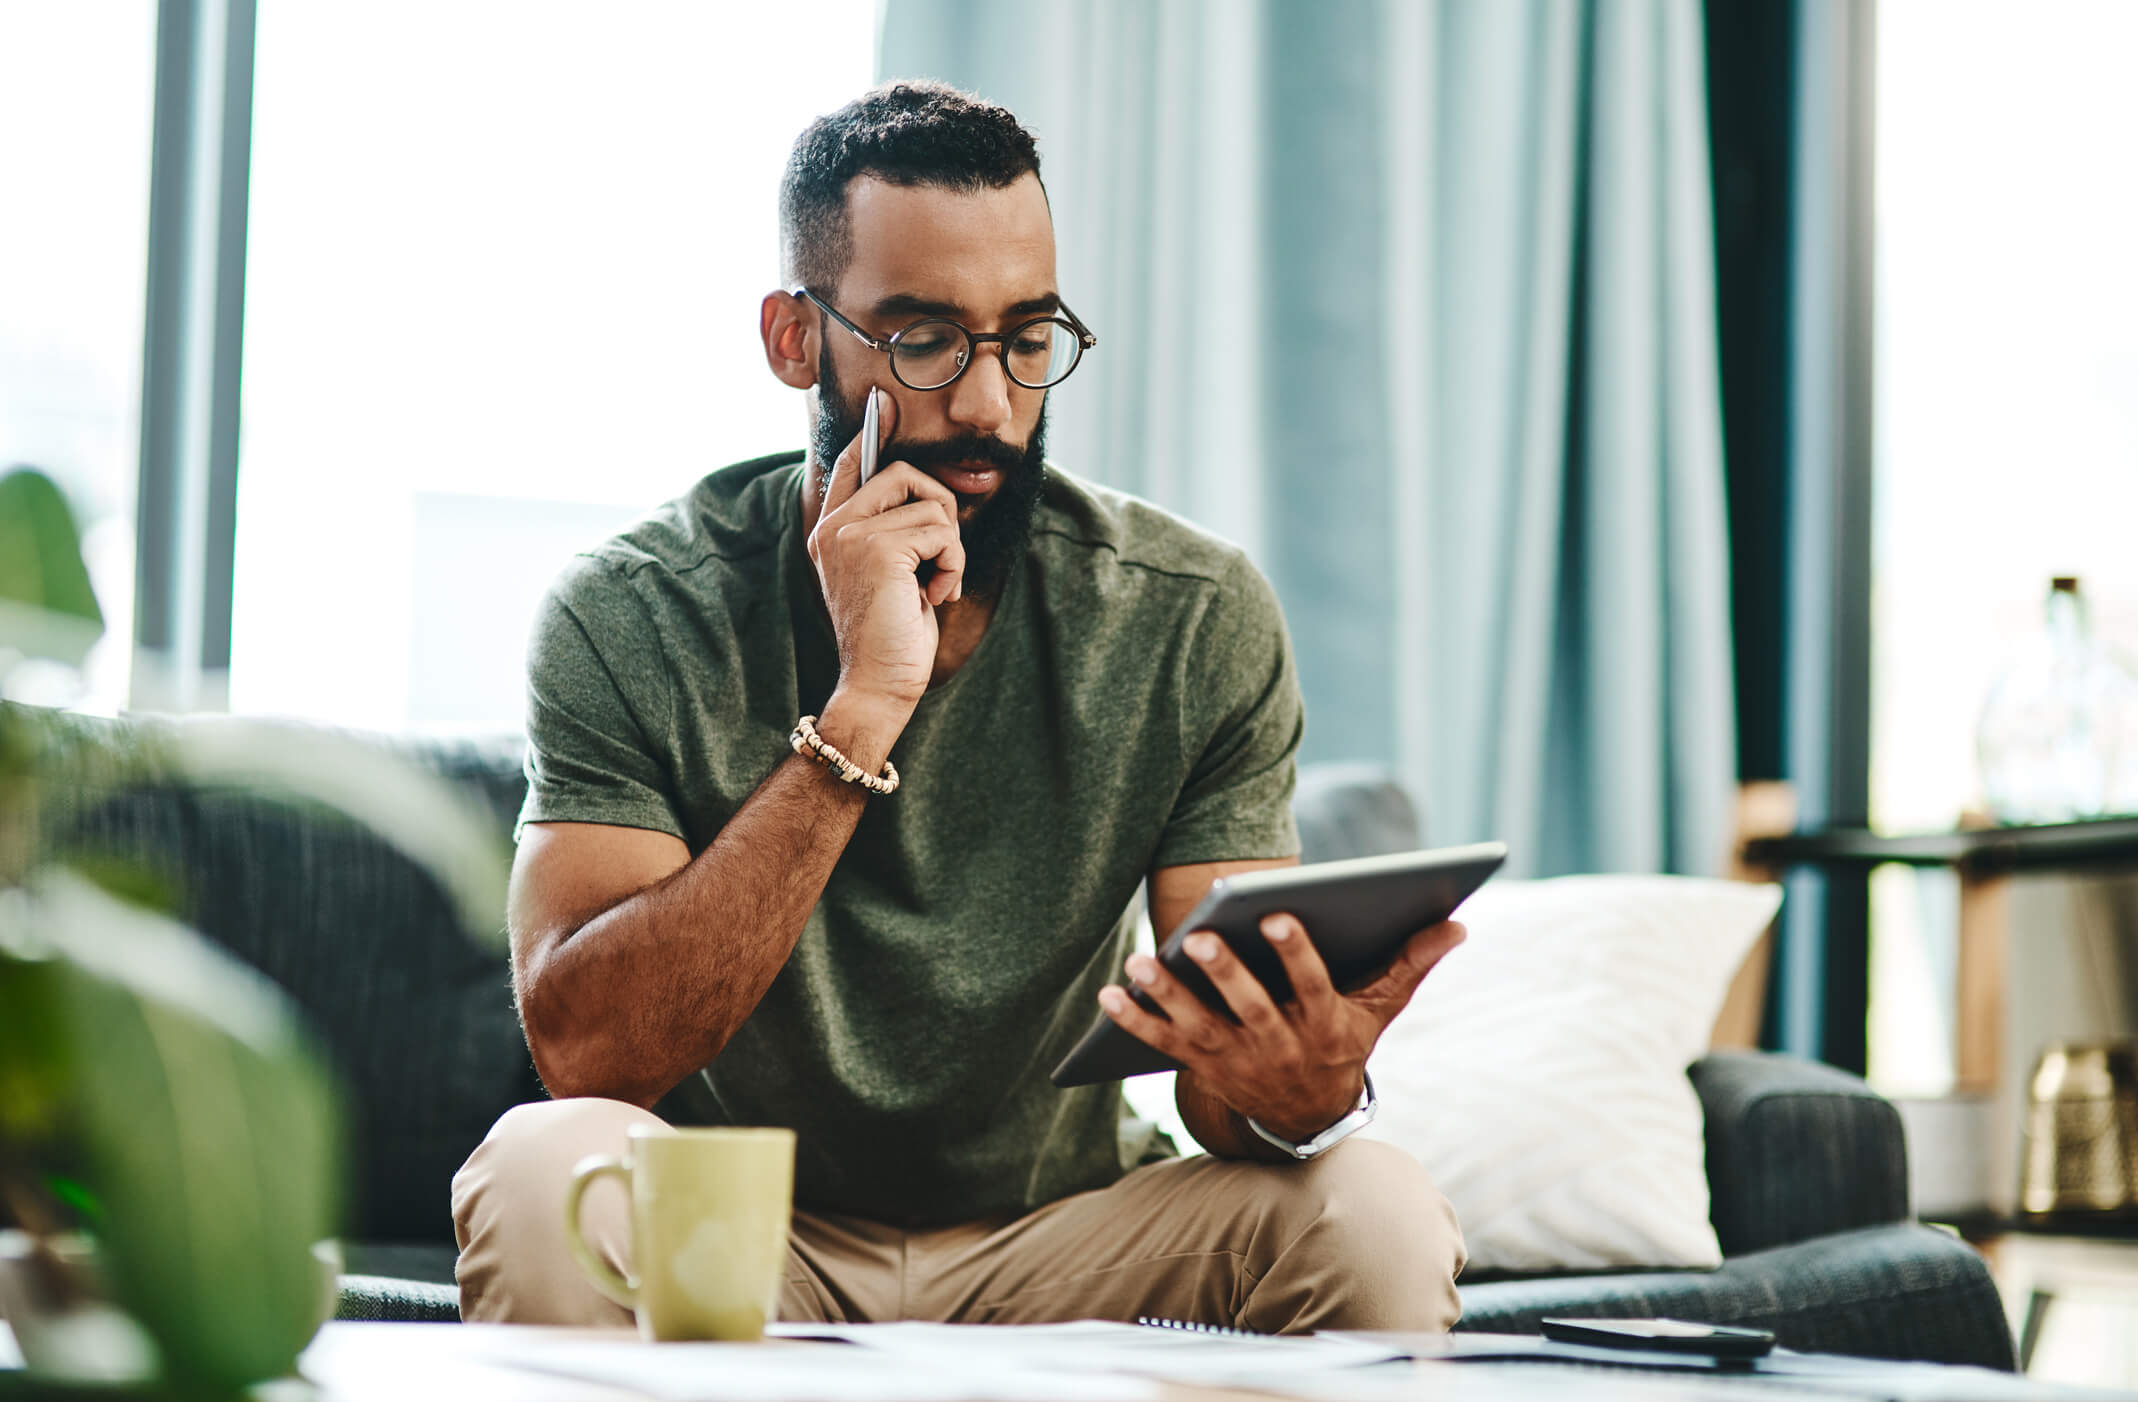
xmin=899 ymin=332 xmax=955 ymax=355
xmin=1011 ymin=334 xmax=1053 ymax=356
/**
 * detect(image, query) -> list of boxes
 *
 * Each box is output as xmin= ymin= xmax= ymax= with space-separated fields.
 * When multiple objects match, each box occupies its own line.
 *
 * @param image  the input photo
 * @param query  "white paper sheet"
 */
xmin=487 ymin=1332 xmax=1155 ymax=1402
xmin=483 ymin=1319 xmax=1412 ymax=1399
xmin=768 ymin=1320 xmax=1408 ymax=1384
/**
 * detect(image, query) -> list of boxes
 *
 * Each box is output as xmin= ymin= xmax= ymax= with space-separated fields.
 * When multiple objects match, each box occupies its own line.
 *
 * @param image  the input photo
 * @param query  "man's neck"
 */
xmin=929 ymin=593 xmax=994 ymax=686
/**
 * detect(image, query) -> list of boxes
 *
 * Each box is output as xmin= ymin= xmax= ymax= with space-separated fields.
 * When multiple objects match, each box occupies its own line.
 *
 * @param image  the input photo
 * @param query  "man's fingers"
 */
xmin=868 ymin=462 xmax=959 ymax=517
xmin=821 ymin=460 xmax=960 ymax=531
xmin=1183 ymin=931 xmax=1288 ymax=1039
xmin=1373 ymin=920 xmax=1468 ymax=1005
xmin=855 ymin=475 xmax=964 ymax=604
xmin=864 ymin=523 xmax=965 ymax=580
xmin=1123 ymin=952 xmax=1229 ymax=1051
xmin=1260 ymin=913 xmax=1340 ymax=1015
xmin=839 ymin=499 xmax=957 ymax=537
xmin=822 ymin=385 xmax=898 ymax=515
xmin=1098 ymin=985 xmax=1187 ymax=1064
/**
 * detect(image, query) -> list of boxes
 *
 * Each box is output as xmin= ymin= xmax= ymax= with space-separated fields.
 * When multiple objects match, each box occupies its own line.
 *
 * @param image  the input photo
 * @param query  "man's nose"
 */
xmin=944 ymin=348 xmax=1014 ymax=437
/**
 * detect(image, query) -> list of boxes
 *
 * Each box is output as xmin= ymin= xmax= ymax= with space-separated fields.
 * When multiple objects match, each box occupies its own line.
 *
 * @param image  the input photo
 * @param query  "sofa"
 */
xmin=38 ymin=714 xmax=2015 ymax=1369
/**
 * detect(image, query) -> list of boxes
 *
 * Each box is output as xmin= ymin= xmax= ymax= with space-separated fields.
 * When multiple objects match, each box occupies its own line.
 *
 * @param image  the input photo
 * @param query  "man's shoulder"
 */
xmin=1030 ymin=467 xmax=1257 ymax=593
xmin=551 ymin=452 xmax=803 ymax=614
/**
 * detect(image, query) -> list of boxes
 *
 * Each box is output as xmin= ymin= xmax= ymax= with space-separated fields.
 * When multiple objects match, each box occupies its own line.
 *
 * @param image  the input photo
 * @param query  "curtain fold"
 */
xmin=881 ymin=0 xmax=1735 ymax=876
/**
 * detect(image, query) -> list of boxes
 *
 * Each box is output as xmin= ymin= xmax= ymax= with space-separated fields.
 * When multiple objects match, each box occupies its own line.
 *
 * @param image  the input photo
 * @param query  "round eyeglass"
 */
xmin=793 ymin=287 xmax=1097 ymax=392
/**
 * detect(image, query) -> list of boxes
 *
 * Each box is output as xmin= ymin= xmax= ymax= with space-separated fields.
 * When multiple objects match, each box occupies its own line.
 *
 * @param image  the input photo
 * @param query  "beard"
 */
xmin=812 ymin=344 xmax=1048 ymax=602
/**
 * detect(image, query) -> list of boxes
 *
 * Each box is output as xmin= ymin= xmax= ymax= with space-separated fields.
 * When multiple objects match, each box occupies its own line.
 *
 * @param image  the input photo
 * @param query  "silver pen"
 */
xmin=859 ymin=387 xmax=880 ymax=486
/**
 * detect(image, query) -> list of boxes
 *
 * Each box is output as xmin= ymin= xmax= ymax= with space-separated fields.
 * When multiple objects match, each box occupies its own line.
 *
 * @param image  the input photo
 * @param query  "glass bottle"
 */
xmin=1976 ymin=577 xmax=2138 ymax=824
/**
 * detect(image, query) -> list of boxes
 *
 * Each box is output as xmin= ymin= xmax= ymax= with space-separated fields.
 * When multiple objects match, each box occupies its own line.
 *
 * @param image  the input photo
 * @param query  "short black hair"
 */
xmin=779 ymin=80 xmax=1043 ymax=295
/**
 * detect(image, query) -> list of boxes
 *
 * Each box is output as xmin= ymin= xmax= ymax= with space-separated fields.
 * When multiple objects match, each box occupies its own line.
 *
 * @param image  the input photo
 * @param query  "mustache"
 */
xmin=887 ymin=433 xmax=1029 ymax=477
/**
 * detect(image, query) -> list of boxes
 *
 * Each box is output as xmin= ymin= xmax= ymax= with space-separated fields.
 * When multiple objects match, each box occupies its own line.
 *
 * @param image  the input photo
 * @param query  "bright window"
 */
xmin=1868 ymin=0 xmax=2138 ymax=1092
xmin=231 ymin=2 xmax=877 ymax=732
xmin=0 ymin=1 xmax=156 ymax=711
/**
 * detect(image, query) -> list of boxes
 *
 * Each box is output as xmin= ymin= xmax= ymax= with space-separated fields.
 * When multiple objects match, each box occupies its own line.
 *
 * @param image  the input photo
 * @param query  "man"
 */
xmin=453 ymin=81 xmax=1467 ymax=1333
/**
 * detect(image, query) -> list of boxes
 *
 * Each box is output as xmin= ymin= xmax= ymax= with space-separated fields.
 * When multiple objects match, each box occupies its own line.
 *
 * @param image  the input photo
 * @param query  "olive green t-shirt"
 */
xmin=519 ymin=451 xmax=1302 ymax=1224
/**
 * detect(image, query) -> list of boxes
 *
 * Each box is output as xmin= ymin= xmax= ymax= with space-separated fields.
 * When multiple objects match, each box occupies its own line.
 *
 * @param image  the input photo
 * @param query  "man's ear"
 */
xmin=761 ymin=290 xmax=817 ymax=390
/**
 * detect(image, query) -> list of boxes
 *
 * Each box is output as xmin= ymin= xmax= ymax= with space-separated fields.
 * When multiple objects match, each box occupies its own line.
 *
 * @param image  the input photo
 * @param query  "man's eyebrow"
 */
xmin=871 ymin=291 xmax=1062 ymax=322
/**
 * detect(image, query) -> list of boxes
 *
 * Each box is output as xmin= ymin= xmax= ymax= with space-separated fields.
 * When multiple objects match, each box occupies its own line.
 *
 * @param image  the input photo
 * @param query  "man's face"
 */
xmin=808 ymin=172 xmax=1058 ymax=599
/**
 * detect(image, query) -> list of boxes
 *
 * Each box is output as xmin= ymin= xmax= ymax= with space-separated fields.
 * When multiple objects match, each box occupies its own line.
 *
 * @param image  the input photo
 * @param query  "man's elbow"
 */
xmin=515 ymin=955 xmax=646 ymax=1107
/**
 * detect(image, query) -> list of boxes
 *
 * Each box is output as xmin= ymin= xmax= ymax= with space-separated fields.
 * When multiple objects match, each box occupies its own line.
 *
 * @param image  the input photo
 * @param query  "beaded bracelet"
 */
xmin=789 ymin=714 xmax=900 ymax=796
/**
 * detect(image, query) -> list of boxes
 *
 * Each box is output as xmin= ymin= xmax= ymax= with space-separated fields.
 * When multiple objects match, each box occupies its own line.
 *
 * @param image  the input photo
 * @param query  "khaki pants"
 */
xmin=453 ymin=1098 xmax=1465 ymax=1334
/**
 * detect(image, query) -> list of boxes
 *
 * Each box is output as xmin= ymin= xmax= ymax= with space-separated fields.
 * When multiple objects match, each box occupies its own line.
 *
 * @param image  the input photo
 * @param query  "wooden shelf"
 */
xmin=1744 ymin=816 xmax=2138 ymax=878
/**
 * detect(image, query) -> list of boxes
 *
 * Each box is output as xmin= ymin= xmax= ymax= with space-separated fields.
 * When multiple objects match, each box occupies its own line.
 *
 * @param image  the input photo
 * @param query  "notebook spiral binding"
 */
xmin=1135 ymin=1316 xmax=1264 ymax=1338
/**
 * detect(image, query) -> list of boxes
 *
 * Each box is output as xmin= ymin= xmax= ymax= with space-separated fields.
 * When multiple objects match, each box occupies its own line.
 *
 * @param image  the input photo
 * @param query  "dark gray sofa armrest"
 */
xmin=1691 ymin=1050 xmax=1909 ymax=1257
xmin=1459 ymin=1222 xmax=2013 ymax=1370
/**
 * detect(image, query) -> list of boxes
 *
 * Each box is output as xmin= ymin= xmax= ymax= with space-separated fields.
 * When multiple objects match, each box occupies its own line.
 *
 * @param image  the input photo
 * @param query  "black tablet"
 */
xmin=1050 ymin=841 xmax=1508 ymax=1087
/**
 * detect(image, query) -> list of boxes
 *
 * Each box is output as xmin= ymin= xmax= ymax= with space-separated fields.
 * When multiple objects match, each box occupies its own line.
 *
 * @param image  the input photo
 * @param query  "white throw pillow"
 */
xmin=1362 ymin=875 xmax=1781 ymax=1275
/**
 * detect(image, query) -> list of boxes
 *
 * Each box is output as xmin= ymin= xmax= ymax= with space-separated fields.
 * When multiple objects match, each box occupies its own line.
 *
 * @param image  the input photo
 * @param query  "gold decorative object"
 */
xmin=2020 ymin=1040 xmax=2138 ymax=1225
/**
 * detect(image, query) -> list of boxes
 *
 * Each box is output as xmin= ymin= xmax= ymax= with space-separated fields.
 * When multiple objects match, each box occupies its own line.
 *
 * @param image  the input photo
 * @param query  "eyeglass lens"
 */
xmin=892 ymin=318 xmax=1082 ymax=390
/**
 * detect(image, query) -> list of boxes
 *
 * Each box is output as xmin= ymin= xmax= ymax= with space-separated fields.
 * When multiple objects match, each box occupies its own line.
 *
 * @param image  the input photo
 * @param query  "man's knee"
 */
xmin=452 ymin=1097 xmax=668 ymax=1324
xmin=453 ymin=1098 xmax=665 ymax=1236
xmin=1241 ymin=1138 xmax=1467 ymax=1334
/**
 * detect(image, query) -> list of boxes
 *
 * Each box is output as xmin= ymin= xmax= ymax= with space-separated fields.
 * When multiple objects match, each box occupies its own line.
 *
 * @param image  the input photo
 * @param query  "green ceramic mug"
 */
xmin=564 ymin=1125 xmax=796 ymax=1341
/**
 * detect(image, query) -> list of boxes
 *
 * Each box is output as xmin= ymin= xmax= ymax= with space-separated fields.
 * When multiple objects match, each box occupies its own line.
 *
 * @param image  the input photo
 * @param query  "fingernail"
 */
xmin=1264 ymin=918 xmax=1290 ymax=942
xmin=1127 ymin=956 xmax=1156 ymax=986
xmin=1099 ymin=986 xmax=1126 ymax=1012
xmin=1188 ymin=935 xmax=1218 ymax=963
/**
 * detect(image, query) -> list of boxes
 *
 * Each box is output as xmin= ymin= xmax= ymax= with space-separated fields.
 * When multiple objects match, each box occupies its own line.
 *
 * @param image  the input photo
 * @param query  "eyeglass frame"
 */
xmin=790 ymin=286 xmax=1098 ymax=392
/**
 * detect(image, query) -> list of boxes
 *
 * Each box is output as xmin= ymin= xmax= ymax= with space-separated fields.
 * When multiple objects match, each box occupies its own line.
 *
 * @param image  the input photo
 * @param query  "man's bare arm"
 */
xmin=511 ymin=702 xmax=901 ymax=1108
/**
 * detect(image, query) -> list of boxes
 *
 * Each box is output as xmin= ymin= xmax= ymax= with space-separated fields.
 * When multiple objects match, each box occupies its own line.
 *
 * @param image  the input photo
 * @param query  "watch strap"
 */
xmin=1245 ymin=1071 xmax=1378 ymax=1160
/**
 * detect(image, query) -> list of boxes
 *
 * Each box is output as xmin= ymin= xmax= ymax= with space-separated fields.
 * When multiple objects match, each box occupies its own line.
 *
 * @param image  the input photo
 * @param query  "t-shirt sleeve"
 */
xmin=1151 ymin=553 xmax=1304 ymax=870
xmin=516 ymin=556 xmax=686 ymax=842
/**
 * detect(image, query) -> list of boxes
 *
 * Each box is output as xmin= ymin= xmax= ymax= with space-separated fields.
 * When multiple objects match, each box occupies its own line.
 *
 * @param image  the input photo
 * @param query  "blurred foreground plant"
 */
xmin=0 ymin=467 xmax=508 ymax=1395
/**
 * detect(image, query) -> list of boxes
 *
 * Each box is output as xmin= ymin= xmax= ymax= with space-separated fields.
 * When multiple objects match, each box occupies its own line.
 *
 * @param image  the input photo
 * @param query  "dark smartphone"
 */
xmin=1540 ymin=1318 xmax=1776 ymax=1360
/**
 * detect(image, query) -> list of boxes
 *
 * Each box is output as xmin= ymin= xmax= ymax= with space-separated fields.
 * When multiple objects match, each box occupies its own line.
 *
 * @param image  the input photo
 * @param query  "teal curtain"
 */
xmin=880 ymin=0 xmax=1736 ymax=877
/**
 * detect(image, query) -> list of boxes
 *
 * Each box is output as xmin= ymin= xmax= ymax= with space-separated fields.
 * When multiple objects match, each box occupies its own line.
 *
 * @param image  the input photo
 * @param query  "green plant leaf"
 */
xmin=0 ymin=935 xmax=70 ymax=1148
xmin=26 ymin=872 xmax=344 ymax=1393
xmin=0 ymin=468 xmax=103 ymax=670
xmin=63 ymin=854 xmax=186 ymax=920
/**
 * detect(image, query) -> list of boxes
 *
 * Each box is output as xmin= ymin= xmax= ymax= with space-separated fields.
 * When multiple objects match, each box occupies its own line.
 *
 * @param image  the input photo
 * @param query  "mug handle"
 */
xmin=564 ymin=1154 xmax=638 ymax=1312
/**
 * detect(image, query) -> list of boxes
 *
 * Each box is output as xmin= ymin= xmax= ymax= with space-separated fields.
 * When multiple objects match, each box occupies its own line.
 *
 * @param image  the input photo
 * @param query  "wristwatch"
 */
xmin=1245 ymin=1071 xmax=1378 ymax=1160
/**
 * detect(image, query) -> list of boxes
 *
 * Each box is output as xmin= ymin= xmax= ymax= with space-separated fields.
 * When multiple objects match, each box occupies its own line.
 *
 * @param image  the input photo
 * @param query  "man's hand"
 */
xmin=807 ymin=388 xmax=968 ymax=724
xmin=1099 ymin=915 xmax=1466 ymax=1144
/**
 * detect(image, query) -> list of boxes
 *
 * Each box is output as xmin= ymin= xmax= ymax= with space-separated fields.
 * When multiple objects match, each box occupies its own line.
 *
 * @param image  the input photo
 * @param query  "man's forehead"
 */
xmin=838 ymin=172 xmax=1056 ymax=316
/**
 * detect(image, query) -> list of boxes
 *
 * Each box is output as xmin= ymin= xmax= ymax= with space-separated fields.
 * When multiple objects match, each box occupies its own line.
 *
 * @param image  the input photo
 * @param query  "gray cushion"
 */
xmin=1291 ymin=763 xmax=1422 ymax=864
xmin=1458 ymin=1222 xmax=2014 ymax=1370
xmin=45 ymin=716 xmax=540 ymax=1243
xmin=337 ymin=1242 xmax=461 ymax=1320
xmin=335 ymin=1274 xmax=461 ymax=1323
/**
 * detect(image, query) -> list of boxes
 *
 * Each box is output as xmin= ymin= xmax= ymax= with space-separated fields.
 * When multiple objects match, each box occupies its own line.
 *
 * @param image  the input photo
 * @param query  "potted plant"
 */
xmin=0 ymin=466 xmax=507 ymax=1395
